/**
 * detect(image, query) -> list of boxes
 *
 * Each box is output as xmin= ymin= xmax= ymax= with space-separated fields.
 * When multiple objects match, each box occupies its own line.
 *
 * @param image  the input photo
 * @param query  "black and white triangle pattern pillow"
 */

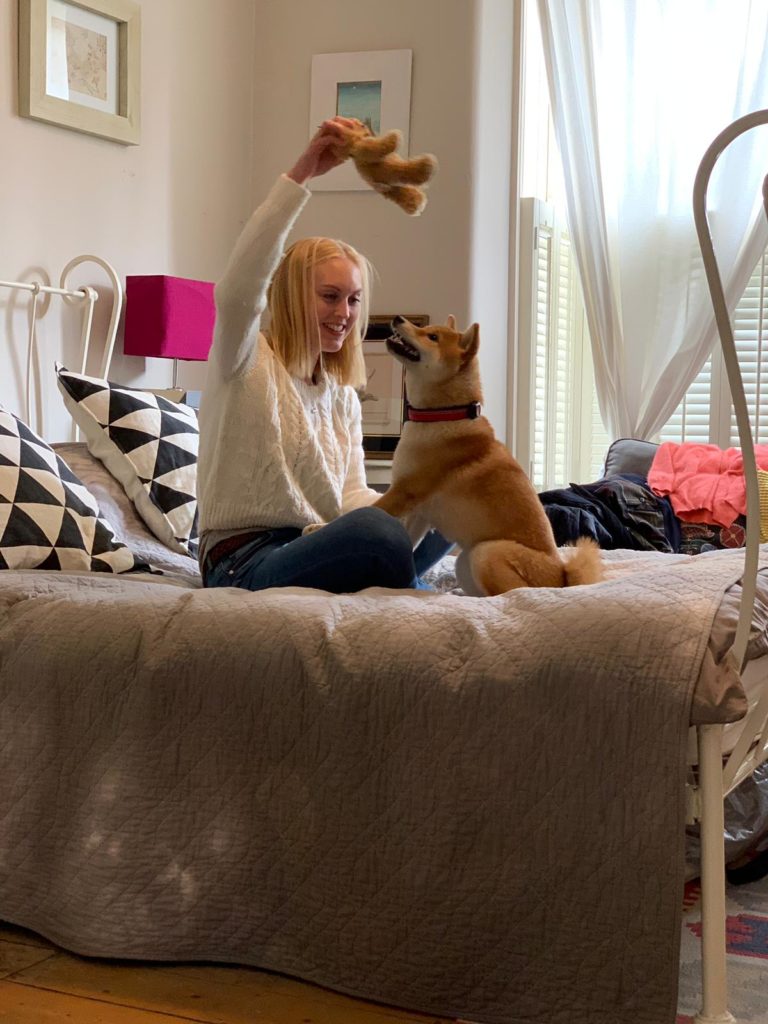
xmin=0 ymin=407 xmax=149 ymax=573
xmin=56 ymin=366 xmax=199 ymax=557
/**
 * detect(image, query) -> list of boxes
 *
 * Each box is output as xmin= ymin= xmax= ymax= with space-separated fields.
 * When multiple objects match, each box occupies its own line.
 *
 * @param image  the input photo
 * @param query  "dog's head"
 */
xmin=386 ymin=315 xmax=480 ymax=383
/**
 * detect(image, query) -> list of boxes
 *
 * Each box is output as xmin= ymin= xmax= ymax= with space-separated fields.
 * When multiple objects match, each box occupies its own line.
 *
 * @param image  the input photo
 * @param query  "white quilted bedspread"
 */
xmin=0 ymin=547 xmax=761 ymax=1023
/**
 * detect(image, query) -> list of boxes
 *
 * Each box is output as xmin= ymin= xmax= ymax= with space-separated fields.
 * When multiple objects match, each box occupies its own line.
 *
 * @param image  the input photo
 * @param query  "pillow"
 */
xmin=52 ymin=442 xmax=202 ymax=582
xmin=56 ymin=366 xmax=199 ymax=557
xmin=0 ymin=407 xmax=148 ymax=573
xmin=602 ymin=438 xmax=659 ymax=478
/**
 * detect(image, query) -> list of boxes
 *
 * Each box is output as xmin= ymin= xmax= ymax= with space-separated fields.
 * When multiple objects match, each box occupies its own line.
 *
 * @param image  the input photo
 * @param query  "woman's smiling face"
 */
xmin=313 ymin=257 xmax=363 ymax=353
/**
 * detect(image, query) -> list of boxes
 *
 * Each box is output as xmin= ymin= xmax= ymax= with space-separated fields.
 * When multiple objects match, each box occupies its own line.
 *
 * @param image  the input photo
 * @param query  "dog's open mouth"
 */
xmin=386 ymin=332 xmax=420 ymax=362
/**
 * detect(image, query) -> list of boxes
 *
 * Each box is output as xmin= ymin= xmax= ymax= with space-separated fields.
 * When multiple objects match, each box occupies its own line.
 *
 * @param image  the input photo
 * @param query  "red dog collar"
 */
xmin=405 ymin=401 xmax=482 ymax=423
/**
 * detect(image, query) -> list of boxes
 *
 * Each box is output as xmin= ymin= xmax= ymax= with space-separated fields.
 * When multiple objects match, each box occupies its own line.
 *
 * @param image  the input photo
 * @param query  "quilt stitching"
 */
xmin=0 ymin=551 xmax=754 ymax=1024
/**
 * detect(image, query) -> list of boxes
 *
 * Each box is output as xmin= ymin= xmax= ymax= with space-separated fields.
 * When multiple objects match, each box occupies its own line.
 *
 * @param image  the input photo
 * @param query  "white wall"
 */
xmin=1 ymin=0 xmax=516 ymax=441
xmin=249 ymin=0 xmax=515 ymax=437
xmin=1 ymin=0 xmax=255 ymax=440
xmin=470 ymin=0 xmax=515 ymax=443
xmin=249 ymin=1 xmax=475 ymax=318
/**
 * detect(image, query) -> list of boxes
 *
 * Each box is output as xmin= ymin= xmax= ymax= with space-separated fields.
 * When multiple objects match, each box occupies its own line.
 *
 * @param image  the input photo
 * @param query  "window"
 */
xmin=516 ymin=1 xmax=608 ymax=490
xmin=660 ymin=249 xmax=768 ymax=447
xmin=517 ymin=199 xmax=607 ymax=489
xmin=516 ymin=0 xmax=765 ymax=485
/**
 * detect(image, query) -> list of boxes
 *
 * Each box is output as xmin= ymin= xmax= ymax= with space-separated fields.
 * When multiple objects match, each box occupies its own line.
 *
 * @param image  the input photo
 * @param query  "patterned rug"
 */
xmin=677 ymin=873 xmax=768 ymax=1022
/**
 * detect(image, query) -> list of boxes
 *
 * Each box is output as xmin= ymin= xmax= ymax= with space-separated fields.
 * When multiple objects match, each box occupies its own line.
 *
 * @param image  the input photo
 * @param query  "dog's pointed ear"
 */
xmin=446 ymin=314 xmax=456 ymax=330
xmin=459 ymin=323 xmax=480 ymax=360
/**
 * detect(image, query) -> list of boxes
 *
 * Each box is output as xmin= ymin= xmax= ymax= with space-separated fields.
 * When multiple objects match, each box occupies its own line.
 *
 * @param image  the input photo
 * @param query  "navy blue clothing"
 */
xmin=202 ymin=507 xmax=453 ymax=593
xmin=539 ymin=473 xmax=681 ymax=552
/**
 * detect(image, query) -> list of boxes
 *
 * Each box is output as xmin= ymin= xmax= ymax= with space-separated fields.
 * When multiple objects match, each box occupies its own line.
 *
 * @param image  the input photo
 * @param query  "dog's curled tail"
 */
xmin=561 ymin=537 xmax=604 ymax=587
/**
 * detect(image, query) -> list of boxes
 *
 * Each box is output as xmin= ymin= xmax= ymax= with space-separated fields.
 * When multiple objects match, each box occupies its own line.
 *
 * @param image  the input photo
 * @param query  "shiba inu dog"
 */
xmin=372 ymin=315 xmax=603 ymax=595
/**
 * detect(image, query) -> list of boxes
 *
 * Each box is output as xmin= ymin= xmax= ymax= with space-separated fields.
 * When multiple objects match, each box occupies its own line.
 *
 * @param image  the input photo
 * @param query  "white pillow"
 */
xmin=56 ymin=366 xmax=199 ymax=557
xmin=52 ymin=442 xmax=202 ymax=581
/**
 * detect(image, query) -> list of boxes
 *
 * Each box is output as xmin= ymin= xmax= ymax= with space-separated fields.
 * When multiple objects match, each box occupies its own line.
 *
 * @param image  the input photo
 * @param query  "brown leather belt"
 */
xmin=205 ymin=531 xmax=266 ymax=571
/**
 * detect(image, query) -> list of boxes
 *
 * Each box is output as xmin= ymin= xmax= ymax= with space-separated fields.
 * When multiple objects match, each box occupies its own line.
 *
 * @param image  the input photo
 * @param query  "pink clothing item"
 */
xmin=648 ymin=442 xmax=768 ymax=526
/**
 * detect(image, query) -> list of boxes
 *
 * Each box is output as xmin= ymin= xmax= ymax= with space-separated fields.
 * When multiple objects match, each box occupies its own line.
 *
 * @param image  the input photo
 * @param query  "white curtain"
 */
xmin=537 ymin=0 xmax=768 ymax=440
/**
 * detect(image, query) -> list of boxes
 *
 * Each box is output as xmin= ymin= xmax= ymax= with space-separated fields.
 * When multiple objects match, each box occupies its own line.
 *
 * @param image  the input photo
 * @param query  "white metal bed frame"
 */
xmin=0 ymin=254 xmax=121 ymax=437
xmin=1 ymin=117 xmax=767 ymax=1021
xmin=691 ymin=107 xmax=768 ymax=1024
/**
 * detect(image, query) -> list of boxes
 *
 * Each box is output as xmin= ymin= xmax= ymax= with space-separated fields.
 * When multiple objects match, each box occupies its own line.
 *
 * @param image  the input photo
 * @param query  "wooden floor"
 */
xmin=0 ymin=920 xmax=453 ymax=1023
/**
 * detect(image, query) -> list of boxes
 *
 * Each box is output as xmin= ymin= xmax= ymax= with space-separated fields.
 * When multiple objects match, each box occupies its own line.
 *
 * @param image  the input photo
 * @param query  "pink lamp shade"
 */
xmin=124 ymin=275 xmax=215 ymax=361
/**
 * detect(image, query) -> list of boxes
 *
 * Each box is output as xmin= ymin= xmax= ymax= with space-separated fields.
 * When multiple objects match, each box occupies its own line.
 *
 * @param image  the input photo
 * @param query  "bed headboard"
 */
xmin=0 ymin=254 xmax=122 ymax=438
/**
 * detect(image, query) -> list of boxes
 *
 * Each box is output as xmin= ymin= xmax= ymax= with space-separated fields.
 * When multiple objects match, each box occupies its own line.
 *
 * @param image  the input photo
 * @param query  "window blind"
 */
xmin=660 ymin=248 xmax=768 ymax=446
xmin=730 ymin=250 xmax=768 ymax=445
xmin=659 ymin=358 xmax=713 ymax=445
xmin=519 ymin=197 xmax=608 ymax=489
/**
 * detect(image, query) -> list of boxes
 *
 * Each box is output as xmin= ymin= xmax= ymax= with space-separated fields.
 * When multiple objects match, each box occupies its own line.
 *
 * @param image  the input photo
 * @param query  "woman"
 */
xmin=198 ymin=117 xmax=450 ymax=593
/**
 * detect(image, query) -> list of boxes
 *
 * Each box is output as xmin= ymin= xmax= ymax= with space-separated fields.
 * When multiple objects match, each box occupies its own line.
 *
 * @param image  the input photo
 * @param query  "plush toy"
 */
xmin=335 ymin=122 xmax=437 ymax=216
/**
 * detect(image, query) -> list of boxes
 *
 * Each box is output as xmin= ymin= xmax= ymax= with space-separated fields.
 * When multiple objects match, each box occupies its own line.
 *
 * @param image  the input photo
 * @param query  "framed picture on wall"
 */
xmin=309 ymin=49 xmax=412 ymax=192
xmin=18 ymin=0 xmax=141 ymax=145
xmin=359 ymin=314 xmax=428 ymax=460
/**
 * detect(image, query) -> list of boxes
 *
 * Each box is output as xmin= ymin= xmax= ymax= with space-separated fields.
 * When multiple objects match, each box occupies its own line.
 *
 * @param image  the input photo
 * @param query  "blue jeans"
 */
xmin=202 ymin=507 xmax=453 ymax=594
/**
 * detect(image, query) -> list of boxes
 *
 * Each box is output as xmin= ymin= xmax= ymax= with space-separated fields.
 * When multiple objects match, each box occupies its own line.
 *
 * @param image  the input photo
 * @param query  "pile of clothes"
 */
xmin=539 ymin=441 xmax=768 ymax=555
xmin=540 ymin=473 xmax=680 ymax=552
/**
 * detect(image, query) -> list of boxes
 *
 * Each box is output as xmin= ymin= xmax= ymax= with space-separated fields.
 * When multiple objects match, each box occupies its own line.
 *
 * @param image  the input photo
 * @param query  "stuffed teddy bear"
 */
xmin=334 ymin=121 xmax=437 ymax=216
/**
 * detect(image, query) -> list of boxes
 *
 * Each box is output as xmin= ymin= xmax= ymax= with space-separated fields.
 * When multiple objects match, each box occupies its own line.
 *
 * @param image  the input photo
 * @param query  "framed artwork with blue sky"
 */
xmin=309 ymin=49 xmax=412 ymax=192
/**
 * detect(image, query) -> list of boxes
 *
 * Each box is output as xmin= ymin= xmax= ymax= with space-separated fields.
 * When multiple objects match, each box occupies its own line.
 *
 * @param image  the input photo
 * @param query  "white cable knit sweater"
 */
xmin=197 ymin=174 xmax=379 ymax=559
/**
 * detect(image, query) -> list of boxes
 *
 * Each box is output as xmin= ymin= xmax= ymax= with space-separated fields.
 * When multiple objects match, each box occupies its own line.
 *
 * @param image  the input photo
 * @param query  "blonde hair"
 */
xmin=266 ymin=237 xmax=373 ymax=389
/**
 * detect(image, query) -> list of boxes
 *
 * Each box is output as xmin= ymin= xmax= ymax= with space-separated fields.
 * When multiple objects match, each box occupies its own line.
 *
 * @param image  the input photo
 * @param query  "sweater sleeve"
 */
xmin=212 ymin=174 xmax=311 ymax=379
xmin=341 ymin=387 xmax=382 ymax=513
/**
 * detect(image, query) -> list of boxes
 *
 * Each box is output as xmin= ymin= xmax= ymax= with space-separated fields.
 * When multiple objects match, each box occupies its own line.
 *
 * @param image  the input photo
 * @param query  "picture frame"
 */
xmin=309 ymin=49 xmax=412 ymax=192
xmin=18 ymin=0 xmax=141 ymax=145
xmin=359 ymin=314 xmax=428 ymax=460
